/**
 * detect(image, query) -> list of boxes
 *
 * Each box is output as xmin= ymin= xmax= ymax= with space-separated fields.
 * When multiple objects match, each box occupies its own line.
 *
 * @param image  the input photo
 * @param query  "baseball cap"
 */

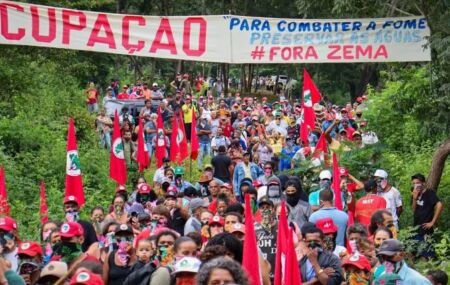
xmin=374 ymin=169 xmax=388 ymax=179
xmin=203 ymin=164 xmax=213 ymax=171
xmin=230 ymin=223 xmax=245 ymax=234
xmin=37 ymin=261 xmax=68 ymax=283
xmin=174 ymin=166 xmax=184 ymax=175
xmin=115 ymin=185 xmax=127 ymax=193
xmin=64 ymin=195 xmax=79 ymax=205
xmin=0 ymin=216 xmax=17 ymax=231
xmin=173 ymin=257 xmax=201 ymax=275
xmin=189 ymin=198 xmax=209 ymax=212
xmin=198 ymin=174 xmax=212 ymax=183
xmin=315 ymin=218 xmax=338 ymax=234
xmin=259 ymin=196 xmax=274 ymax=207
xmin=342 ymin=254 xmax=371 ymax=271
xmin=18 ymin=241 xmax=43 ymax=257
xmin=152 ymin=83 xmax=158 ymax=87
xmin=221 ymin=183 xmax=232 ymax=189
xmin=60 ymin=222 xmax=84 ymax=238
xmin=319 ymin=170 xmax=332 ymax=180
xmin=339 ymin=167 xmax=349 ymax=177
xmin=373 ymin=273 xmax=403 ymax=285
xmin=166 ymin=186 xmax=178 ymax=198
xmin=69 ymin=270 xmax=104 ymax=285
xmin=209 ymin=216 xmax=225 ymax=227
xmin=128 ymin=203 xmax=145 ymax=216
xmin=115 ymin=224 xmax=133 ymax=236
xmin=377 ymin=239 xmax=403 ymax=256
xmin=138 ymin=183 xmax=152 ymax=194
xmin=352 ymin=131 xmax=362 ymax=137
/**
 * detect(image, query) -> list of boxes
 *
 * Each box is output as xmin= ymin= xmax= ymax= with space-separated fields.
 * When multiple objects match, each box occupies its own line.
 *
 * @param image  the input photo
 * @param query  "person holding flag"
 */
xmin=65 ymin=118 xmax=85 ymax=206
xmin=300 ymin=69 xmax=322 ymax=146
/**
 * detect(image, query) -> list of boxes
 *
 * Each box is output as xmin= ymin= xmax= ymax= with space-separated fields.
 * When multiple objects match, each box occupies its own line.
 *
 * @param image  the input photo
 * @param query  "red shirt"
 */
xmin=221 ymin=124 xmax=234 ymax=138
xmin=355 ymin=194 xmax=387 ymax=228
xmin=117 ymin=92 xmax=130 ymax=100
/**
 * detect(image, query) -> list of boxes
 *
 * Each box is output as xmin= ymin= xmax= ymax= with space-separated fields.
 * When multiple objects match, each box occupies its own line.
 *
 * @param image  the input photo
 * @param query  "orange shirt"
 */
xmin=143 ymin=89 xmax=151 ymax=100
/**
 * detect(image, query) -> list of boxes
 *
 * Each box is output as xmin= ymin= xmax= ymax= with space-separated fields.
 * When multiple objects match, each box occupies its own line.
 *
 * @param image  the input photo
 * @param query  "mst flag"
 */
xmin=243 ymin=194 xmax=262 ymax=285
xmin=155 ymin=107 xmax=166 ymax=168
xmin=65 ymin=118 xmax=85 ymax=207
xmin=311 ymin=133 xmax=329 ymax=167
xmin=40 ymin=181 xmax=48 ymax=224
xmin=110 ymin=111 xmax=127 ymax=185
xmin=170 ymin=112 xmax=180 ymax=163
xmin=137 ymin=118 xmax=150 ymax=172
xmin=190 ymin=111 xmax=199 ymax=160
xmin=332 ymin=152 xmax=343 ymax=210
xmin=177 ymin=112 xmax=189 ymax=165
xmin=0 ymin=166 xmax=10 ymax=215
xmin=300 ymin=69 xmax=322 ymax=145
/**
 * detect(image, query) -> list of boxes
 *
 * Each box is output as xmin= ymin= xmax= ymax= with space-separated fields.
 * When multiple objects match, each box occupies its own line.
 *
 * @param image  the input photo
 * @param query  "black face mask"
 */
xmin=286 ymin=190 xmax=300 ymax=207
xmin=308 ymin=241 xmax=323 ymax=252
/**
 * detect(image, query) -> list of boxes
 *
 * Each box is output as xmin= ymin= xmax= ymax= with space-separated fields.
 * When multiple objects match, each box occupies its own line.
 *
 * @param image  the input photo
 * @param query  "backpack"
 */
xmin=123 ymin=261 xmax=158 ymax=285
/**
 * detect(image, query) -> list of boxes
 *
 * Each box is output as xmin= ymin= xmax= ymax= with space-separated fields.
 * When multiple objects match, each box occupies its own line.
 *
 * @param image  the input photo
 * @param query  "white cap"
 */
xmin=319 ymin=170 xmax=332 ymax=180
xmin=173 ymin=257 xmax=201 ymax=274
xmin=374 ymin=169 xmax=388 ymax=179
xmin=152 ymin=83 xmax=158 ymax=87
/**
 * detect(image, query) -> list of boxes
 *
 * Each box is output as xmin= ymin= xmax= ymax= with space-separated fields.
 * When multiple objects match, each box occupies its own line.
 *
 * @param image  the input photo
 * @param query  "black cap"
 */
xmin=259 ymin=196 xmax=274 ymax=207
xmin=377 ymin=239 xmax=403 ymax=256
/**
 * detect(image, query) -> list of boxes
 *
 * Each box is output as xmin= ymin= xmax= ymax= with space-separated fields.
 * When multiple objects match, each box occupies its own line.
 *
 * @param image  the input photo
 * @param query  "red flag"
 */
xmin=40 ymin=181 xmax=48 ymax=224
xmin=332 ymin=152 xmax=343 ymax=210
xmin=0 ymin=167 xmax=10 ymax=215
xmin=177 ymin=112 xmax=188 ymax=165
xmin=300 ymin=69 xmax=322 ymax=145
xmin=137 ymin=119 xmax=150 ymax=172
xmin=65 ymin=118 xmax=85 ymax=207
xmin=274 ymin=201 xmax=302 ymax=285
xmin=170 ymin=112 xmax=180 ymax=163
xmin=243 ymin=195 xmax=262 ymax=285
xmin=312 ymin=133 xmax=329 ymax=166
xmin=155 ymin=107 xmax=167 ymax=168
xmin=190 ymin=111 xmax=199 ymax=160
xmin=110 ymin=111 xmax=127 ymax=185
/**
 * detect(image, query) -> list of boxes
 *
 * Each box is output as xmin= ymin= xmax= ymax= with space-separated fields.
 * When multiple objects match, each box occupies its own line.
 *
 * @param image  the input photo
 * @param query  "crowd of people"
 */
xmin=0 ymin=73 xmax=446 ymax=285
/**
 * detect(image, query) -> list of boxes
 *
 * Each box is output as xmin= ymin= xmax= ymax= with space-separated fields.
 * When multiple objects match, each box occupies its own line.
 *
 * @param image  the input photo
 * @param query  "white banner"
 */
xmin=0 ymin=1 xmax=431 ymax=63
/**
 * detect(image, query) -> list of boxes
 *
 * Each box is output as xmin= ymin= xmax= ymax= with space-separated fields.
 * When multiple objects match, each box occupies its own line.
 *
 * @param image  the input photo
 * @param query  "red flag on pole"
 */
xmin=312 ymin=133 xmax=329 ymax=166
xmin=65 ymin=118 xmax=85 ymax=207
xmin=137 ymin=118 xmax=150 ymax=172
xmin=0 ymin=166 xmax=10 ymax=215
xmin=300 ymin=69 xmax=322 ymax=145
xmin=332 ymin=152 xmax=343 ymax=210
xmin=243 ymin=194 xmax=262 ymax=285
xmin=155 ymin=107 xmax=167 ymax=168
xmin=274 ymin=201 xmax=302 ymax=285
xmin=170 ymin=112 xmax=180 ymax=163
xmin=177 ymin=112 xmax=188 ymax=165
xmin=110 ymin=111 xmax=127 ymax=185
xmin=40 ymin=181 xmax=48 ymax=224
xmin=190 ymin=111 xmax=199 ymax=160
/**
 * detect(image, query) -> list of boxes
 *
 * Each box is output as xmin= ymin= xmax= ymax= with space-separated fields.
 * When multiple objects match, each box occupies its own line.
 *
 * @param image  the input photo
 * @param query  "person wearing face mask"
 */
xmin=254 ymin=197 xmax=278 ymax=282
xmin=63 ymin=196 xmax=98 ymax=252
xmin=172 ymin=256 xmax=201 ymax=285
xmin=148 ymin=231 xmax=178 ymax=285
xmin=52 ymin=222 xmax=85 ymax=266
xmin=17 ymin=241 xmax=44 ymax=285
xmin=315 ymin=218 xmax=347 ymax=260
xmin=284 ymin=179 xmax=311 ymax=228
xmin=40 ymin=221 xmax=58 ymax=265
xmin=373 ymin=239 xmax=431 ymax=284
xmin=355 ymin=179 xmax=387 ymax=229
xmin=299 ymin=227 xmax=344 ymax=285
xmin=373 ymin=169 xmax=402 ymax=229
xmin=309 ymin=189 xmax=348 ymax=247
xmin=341 ymin=254 xmax=372 ymax=285
xmin=308 ymin=170 xmax=333 ymax=212
xmin=105 ymin=195 xmax=129 ymax=225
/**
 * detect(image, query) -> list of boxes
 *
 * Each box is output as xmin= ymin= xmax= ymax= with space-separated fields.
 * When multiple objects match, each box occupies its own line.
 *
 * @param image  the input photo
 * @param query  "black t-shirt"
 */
xmin=414 ymin=189 xmax=439 ymax=234
xmin=255 ymin=222 xmax=278 ymax=281
xmin=211 ymin=154 xmax=232 ymax=182
xmin=169 ymin=209 xmax=186 ymax=236
xmin=78 ymin=220 xmax=98 ymax=252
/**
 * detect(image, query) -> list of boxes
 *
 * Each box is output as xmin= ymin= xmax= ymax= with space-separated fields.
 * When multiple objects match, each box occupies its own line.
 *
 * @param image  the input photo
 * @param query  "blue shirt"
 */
xmin=309 ymin=207 xmax=348 ymax=246
xmin=375 ymin=262 xmax=432 ymax=285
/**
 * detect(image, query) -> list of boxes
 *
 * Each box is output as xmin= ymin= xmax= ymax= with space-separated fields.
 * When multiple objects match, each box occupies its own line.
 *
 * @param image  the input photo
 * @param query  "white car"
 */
xmin=271 ymin=75 xmax=288 ymax=86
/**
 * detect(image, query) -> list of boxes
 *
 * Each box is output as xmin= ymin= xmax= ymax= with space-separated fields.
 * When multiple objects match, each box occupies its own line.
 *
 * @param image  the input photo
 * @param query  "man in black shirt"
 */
xmin=211 ymin=145 xmax=232 ymax=183
xmin=411 ymin=173 xmax=443 ymax=236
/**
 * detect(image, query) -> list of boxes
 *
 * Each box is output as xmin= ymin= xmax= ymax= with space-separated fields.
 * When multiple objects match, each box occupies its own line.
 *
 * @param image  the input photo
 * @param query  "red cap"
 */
xmin=0 ymin=216 xmax=17 ymax=231
xmin=69 ymin=270 xmax=104 ymax=285
xmin=208 ymin=216 xmax=225 ymax=227
xmin=262 ymin=97 xmax=267 ymax=101
xmin=362 ymin=95 xmax=367 ymax=100
xmin=252 ymin=180 xmax=263 ymax=188
xmin=339 ymin=167 xmax=349 ymax=177
xmin=315 ymin=218 xmax=338 ymax=234
xmin=341 ymin=108 xmax=348 ymax=113
xmin=18 ymin=241 xmax=43 ymax=257
xmin=221 ymin=183 xmax=232 ymax=189
xmin=356 ymin=97 xmax=363 ymax=103
xmin=60 ymin=222 xmax=84 ymax=238
xmin=64 ymin=195 xmax=79 ymax=205
xmin=138 ymin=183 xmax=151 ymax=194
xmin=342 ymin=254 xmax=372 ymax=271
xmin=115 ymin=185 xmax=127 ymax=193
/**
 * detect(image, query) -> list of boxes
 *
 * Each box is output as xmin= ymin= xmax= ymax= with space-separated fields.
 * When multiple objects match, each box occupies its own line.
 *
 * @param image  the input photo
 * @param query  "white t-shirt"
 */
xmin=378 ymin=186 xmax=402 ymax=228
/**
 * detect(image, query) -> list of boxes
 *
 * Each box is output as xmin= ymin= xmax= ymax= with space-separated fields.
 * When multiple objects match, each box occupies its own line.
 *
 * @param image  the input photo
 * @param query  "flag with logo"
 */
xmin=110 ymin=111 xmax=127 ymax=185
xmin=155 ymin=107 xmax=166 ymax=168
xmin=300 ymin=69 xmax=322 ymax=145
xmin=0 ymin=166 xmax=10 ymax=215
xmin=311 ymin=133 xmax=329 ymax=166
xmin=274 ymin=201 xmax=302 ymax=285
xmin=170 ymin=112 xmax=180 ymax=163
xmin=190 ymin=111 xmax=199 ymax=160
xmin=137 ymin=118 xmax=150 ymax=172
xmin=177 ymin=112 xmax=189 ymax=165
xmin=65 ymin=118 xmax=85 ymax=207
xmin=332 ymin=152 xmax=343 ymax=210
xmin=243 ymin=194 xmax=262 ymax=285
xmin=40 ymin=181 xmax=48 ymax=224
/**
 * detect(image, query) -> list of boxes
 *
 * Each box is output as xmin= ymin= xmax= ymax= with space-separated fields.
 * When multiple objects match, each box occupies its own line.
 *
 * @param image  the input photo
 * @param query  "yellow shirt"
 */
xmin=182 ymin=104 xmax=197 ymax=123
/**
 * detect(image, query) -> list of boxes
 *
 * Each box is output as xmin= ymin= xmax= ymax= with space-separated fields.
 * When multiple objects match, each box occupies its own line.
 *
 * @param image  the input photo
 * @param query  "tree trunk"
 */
xmin=427 ymin=137 xmax=450 ymax=191
xmin=221 ymin=63 xmax=229 ymax=95
xmin=240 ymin=64 xmax=245 ymax=93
